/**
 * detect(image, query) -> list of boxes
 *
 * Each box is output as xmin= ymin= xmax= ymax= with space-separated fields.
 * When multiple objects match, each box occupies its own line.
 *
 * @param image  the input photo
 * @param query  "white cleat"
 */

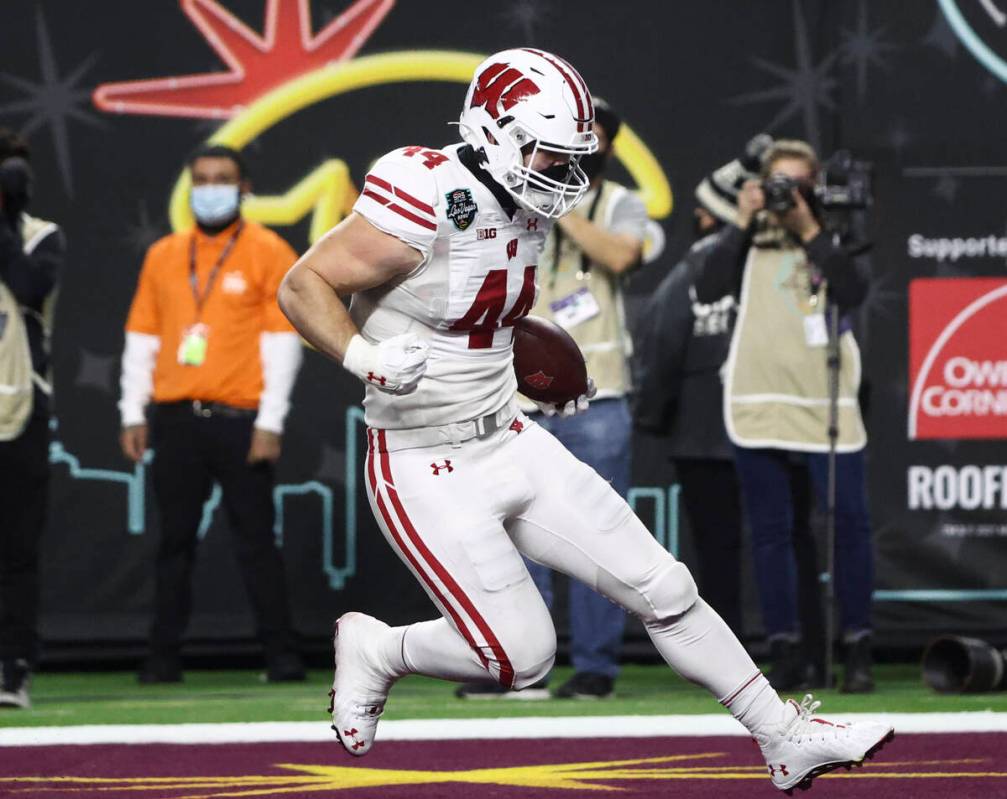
xmin=328 ymin=612 xmax=399 ymax=757
xmin=760 ymin=694 xmax=894 ymax=793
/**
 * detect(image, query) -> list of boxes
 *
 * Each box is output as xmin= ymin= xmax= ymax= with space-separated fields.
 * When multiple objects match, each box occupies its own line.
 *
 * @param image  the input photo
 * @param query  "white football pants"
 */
xmin=364 ymin=414 xmax=772 ymax=712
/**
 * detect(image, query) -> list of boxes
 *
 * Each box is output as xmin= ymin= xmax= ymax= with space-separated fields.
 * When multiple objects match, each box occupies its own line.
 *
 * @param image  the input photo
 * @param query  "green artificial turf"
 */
xmin=2 ymin=664 xmax=1005 ymax=729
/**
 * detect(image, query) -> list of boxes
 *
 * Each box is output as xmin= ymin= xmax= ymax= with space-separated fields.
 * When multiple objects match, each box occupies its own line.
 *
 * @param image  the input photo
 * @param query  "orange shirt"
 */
xmin=125 ymin=220 xmax=297 ymax=409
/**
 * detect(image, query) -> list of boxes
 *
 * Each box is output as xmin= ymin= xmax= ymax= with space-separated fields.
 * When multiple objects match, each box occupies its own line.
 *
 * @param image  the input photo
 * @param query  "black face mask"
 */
xmin=537 ymin=162 xmax=574 ymax=183
xmin=0 ymin=157 xmax=33 ymax=224
xmin=580 ymin=149 xmax=608 ymax=182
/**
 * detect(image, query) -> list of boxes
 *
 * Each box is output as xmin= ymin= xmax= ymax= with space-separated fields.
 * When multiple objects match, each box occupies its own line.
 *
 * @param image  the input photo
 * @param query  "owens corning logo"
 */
xmin=908 ymin=278 xmax=1007 ymax=439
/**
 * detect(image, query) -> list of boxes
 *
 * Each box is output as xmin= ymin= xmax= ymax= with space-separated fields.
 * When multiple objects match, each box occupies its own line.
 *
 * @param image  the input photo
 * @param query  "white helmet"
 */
xmin=459 ymin=48 xmax=598 ymax=218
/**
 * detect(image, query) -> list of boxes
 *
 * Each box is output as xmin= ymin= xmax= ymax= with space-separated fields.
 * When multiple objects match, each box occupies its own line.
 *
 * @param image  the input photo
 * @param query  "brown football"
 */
xmin=512 ymin=315 xmax=588 ymax=404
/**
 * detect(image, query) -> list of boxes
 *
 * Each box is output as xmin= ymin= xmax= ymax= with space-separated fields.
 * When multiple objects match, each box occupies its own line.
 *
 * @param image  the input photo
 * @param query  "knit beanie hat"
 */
xmin=695 ymin=133 xmax=773 ymax=225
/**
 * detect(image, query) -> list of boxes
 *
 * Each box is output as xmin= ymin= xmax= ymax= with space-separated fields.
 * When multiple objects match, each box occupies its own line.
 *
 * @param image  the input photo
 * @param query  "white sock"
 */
xmin=646 ymin=598 xmax=789 ymax=739
xmin=721 ymin=672 xmax=793 ymax=744
xmin=396 ymin=618 xmax=494 ymax=683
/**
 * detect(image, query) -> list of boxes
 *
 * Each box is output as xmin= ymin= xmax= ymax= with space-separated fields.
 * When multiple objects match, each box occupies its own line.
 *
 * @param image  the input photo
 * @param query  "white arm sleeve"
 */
xmin=255 ymin=331 xmax=303 ymax=434
xmin=118 ymin=332 xmax=160 ymax=427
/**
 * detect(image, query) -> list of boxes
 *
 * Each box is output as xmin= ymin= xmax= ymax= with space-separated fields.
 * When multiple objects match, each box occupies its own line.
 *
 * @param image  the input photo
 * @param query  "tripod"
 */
xmin=823 ymin=300 xmax=841 ymax=690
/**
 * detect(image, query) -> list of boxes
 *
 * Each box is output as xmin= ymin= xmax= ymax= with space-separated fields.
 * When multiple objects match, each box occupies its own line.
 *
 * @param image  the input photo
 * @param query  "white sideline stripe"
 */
xmin=2 ymin=712 xmax=1007 ymax=747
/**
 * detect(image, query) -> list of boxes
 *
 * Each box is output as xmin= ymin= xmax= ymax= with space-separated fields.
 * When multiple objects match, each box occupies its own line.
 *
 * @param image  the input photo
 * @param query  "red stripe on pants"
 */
xmin=375 ymin=429 xmax=516 ymax=688
xmin=365 ymin=431 xmax=490 ymax=673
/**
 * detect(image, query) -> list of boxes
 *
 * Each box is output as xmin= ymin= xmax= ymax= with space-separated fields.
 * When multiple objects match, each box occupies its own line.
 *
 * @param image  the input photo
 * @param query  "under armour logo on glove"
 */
xmin=343 ymin=333 xmax=429 ymax=396
xmin=768 ymin=764 xmax=789 ymax=777
xmin=430 ymin=460 xmax=454 ymax=476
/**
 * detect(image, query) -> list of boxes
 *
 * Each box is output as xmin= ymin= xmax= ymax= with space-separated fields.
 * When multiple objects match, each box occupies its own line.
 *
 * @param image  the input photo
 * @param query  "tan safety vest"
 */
xmin=0 ymin=214 xmax=57 ymax=440
xmin=530 ymin=181 xmax=634 ymax=398
xmin=724 ymin=244 xmax=866 ymax=452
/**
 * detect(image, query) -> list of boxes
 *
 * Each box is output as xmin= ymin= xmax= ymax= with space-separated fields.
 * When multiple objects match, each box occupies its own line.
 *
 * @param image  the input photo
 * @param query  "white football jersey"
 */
xmin=350 ymin=143 xmax=550 ymax=429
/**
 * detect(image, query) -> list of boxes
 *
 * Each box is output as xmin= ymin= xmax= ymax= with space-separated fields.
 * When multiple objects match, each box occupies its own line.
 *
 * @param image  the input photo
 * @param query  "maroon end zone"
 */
xmin=1 ymin=733 xmax=1004 ymax=798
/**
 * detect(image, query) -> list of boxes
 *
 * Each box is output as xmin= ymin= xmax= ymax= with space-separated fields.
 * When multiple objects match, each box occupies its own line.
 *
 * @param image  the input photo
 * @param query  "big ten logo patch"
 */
xmin=908 ymin=278 xmax=1007 ymax=439
xmin=477 ymin=227 xmax=497 ymax=240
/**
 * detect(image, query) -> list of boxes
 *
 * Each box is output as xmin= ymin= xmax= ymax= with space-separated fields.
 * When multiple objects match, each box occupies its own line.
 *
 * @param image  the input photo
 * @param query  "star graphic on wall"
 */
xmin=921 ymin=7 xmax=960 ymax=59
xmin=497 ymin=0 xmax=554 ymax=46
xmin=932 ymin=174 xmax=960 ymax=204
xmin=315 ymin=443 xmax=347 ymax=484
xmin=74 ymin=349 xmax=117 ymax=394
xmin=841 ymin=0 xmax=897 ymax=104
xmin=727 ymin=0 xmax=838 ymax=151
xmin=886 ymin=122 xmax=911 ymax=160
xmin=93 ymin=0 xmax=394 ymax=120
xmin=858 ymin=270 xmax=901 ymax=350
xmin=0 ymin=5 xmax=105 ymax=197
xmin=122 ymin=200 xmax=167 ymax=256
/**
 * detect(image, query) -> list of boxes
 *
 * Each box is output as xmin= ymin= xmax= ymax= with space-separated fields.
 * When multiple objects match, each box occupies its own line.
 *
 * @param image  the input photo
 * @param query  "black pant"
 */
xmin=149 ymin=404 xmax=296 ymax=660
xmin=0 ymin=415 xmax=49 ymax=666
xmin=673 ymin=458 xmax=744 ymax=635
xmin=674 ymin=457 xmax=824 ymax=650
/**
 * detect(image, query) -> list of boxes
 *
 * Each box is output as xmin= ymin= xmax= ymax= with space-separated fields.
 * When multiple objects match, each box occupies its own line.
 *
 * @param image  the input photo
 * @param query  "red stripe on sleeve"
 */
xmin=361 ymin=188 xmax=437 ymax=232
xmin=365 ymin=175 xmax=436 ymax=216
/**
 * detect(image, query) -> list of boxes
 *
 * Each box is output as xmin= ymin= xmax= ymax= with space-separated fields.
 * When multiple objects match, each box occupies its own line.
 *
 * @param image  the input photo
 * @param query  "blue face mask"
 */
xmin=190 ymin=184 xmax=240 ymax=225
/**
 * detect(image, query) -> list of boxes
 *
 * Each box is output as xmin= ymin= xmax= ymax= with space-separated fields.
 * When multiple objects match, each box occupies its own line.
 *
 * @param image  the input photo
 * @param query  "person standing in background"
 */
xmin=455 ymin=99 xmax=649 ymax=700
xmin=634 ymin=138 xmax=826 ymax=689
xmin=118 ymin=145 xmax=305 ymax=684
xmin=694 ymin=138 xmax=874 ymax=693
xmin=0 ymin=130 xmax=64 ymax=709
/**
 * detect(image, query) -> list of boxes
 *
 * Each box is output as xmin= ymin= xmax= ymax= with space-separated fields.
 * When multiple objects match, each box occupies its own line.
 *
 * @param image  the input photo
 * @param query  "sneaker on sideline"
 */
xmin=0 ymin=659 xmax=31 ymax=709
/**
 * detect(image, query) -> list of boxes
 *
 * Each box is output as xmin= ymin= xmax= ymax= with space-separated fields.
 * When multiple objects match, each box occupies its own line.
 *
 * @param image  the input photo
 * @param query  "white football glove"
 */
xmin=534 ymin=378 xmax=597 ymax=418
xmin=343 ymin=333 xmax=429 ymax=395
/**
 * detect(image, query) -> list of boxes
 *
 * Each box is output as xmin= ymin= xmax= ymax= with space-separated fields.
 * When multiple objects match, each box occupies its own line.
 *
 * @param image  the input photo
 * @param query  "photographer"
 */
xmin=0 ymin=130 xmax=64 ymax=708
xmin=694 ymin=139 xmax=874 ymax=693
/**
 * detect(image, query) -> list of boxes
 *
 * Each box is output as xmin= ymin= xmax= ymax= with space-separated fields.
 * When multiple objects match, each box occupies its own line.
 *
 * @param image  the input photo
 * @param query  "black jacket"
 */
xmin=633 ymin=232 xmax=736 ymax=461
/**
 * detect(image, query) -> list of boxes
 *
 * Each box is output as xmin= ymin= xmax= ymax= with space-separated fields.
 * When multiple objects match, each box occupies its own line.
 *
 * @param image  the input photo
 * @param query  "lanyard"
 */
xmin=188 ymin=221 xmax=244 ymax=318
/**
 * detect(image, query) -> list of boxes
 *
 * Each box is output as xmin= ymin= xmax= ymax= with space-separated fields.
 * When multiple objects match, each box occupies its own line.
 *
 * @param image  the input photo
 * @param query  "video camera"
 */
xmin=762 ymin=150 xmax=874 ymax=214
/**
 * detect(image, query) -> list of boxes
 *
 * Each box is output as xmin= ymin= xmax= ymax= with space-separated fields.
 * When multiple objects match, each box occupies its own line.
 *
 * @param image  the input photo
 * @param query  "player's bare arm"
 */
xmin=278 ymin=212 xmax=421 ymax=362
xmin=556 ymin=213 xmax=642 ymax=274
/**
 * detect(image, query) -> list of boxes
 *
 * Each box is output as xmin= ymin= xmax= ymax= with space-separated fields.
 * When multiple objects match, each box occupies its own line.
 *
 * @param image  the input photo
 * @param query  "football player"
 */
xmin=278 ymin=48 xmax=892 ymax=791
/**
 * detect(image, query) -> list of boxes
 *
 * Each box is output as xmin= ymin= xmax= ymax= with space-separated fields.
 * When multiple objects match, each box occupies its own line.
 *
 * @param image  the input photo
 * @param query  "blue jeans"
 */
xmin=732 ymin=446 xmax=873 ymax=640
xmin=526 ymin=398 xmax=631 ymax=678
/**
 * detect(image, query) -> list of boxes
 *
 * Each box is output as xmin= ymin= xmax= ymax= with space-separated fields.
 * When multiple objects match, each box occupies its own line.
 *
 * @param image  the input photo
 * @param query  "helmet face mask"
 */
xmin=459 ymin=49 xmax=598 ymax=219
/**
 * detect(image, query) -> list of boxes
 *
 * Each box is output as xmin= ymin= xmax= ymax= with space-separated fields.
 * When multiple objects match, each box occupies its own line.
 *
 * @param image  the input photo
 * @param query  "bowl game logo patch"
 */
xmin=446 ymin=188 xmax=478 ymax=230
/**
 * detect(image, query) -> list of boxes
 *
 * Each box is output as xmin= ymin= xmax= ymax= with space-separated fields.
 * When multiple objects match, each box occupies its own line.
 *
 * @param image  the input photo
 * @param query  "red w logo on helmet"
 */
xmin=470 ymin=63 xmax=540 ymax=119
